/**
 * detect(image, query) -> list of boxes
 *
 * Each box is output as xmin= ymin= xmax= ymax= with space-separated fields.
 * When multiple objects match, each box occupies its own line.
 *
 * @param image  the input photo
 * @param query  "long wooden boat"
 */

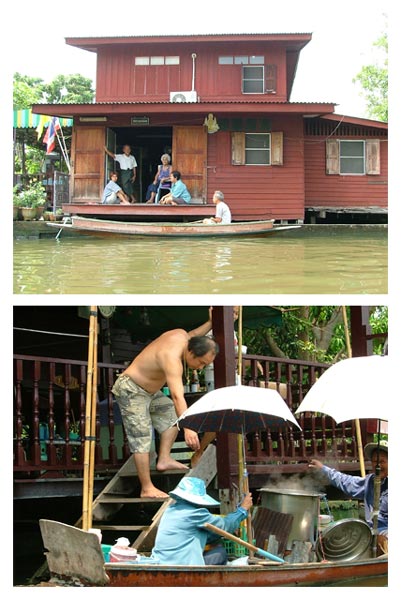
xmin=47 ymin=216 xmax=301 ymax=238
xmin=39 ymin=520 xmax=387 ymax=588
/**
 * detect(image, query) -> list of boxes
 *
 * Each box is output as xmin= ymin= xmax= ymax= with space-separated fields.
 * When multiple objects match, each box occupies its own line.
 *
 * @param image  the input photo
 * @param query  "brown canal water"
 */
xmin=13 ymin=225 xmax=387 ymax=295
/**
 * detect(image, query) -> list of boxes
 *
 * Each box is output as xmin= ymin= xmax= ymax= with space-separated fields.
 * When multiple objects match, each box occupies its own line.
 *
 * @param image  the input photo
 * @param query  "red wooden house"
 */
xmin=32 ymin=33 xmax=388 ymax=223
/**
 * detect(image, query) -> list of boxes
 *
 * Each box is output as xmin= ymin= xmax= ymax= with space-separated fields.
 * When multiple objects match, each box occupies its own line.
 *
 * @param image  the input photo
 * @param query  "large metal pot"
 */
xmin=259 ymin=487 xmax=322 ymax=550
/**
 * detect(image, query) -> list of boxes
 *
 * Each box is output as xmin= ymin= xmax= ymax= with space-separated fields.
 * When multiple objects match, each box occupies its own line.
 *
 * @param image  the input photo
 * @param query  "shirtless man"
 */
xmin=112 ymin=310 xmax=217 ymax=498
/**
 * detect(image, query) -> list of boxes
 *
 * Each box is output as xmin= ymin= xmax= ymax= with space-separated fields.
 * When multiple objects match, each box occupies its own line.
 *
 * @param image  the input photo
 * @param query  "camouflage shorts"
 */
xmin=112 ymin=374 xmax=177 ymax=453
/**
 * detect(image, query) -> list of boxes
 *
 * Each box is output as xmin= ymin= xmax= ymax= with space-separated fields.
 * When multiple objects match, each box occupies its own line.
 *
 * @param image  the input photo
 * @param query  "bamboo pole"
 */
xmin=87 ymin=308 xmax=98 ymax=529
xmin=236 ymin=307 xmax=253 ymax=554
xmin=82 ymin=307 xmax=97 ymax=530
xmin=342 ymin=306 xmax=365 ymax=476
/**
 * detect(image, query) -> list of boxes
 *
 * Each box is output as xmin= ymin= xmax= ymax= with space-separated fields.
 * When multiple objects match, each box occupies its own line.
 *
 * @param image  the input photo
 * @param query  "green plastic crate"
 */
xmin=326 ymin=500 xmax=360 ymax=521
xmin=223 ymin=539 xmax=249 ymax=557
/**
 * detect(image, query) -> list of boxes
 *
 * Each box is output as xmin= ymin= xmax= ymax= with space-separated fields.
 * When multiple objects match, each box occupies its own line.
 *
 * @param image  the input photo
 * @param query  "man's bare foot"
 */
xmin=156 ymin=458 xmax=190 ymax=472
xmin=140 ymin=486 xmax=169 ymax=499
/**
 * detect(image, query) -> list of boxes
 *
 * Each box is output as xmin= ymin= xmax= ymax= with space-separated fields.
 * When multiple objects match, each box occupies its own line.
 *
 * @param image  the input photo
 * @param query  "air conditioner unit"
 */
xmin=170 ymin=91 xmax=198 ymax=103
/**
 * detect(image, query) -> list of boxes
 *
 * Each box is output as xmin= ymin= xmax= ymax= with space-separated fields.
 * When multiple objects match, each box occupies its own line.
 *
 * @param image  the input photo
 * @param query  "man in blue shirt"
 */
xmin=151 ymin=477 xmax=252 ymax=565
xmin=309 ymin=440 xmax=388 ymax=551
xmin=102 ymin=172 xmax=131 ymax=204
xmin=159 ymin=170 xmax=191 ymax=205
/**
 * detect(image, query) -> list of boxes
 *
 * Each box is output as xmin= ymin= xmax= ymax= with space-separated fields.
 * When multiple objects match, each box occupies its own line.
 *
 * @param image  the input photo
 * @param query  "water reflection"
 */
xmin=13 ymin=226 xmax=387 ymax=294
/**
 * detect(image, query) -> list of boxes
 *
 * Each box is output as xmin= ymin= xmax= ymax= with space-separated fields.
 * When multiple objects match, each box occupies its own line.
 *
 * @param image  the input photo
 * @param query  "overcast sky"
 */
xmin=8 ymin=0 xmax=389 ymax=119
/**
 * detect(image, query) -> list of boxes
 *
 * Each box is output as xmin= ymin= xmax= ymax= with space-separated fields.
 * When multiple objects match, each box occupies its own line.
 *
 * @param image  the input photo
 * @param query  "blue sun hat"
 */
xmin=169 ymin=477 xmax=220 ymax=506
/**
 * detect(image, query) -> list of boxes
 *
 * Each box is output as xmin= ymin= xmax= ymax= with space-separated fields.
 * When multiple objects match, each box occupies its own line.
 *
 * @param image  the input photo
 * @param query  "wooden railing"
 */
xmin=13 ymin=353 xmax=370 ymax=479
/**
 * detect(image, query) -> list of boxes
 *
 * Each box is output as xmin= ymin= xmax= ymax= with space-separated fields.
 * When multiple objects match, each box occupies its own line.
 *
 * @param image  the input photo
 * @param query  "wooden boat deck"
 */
xmin=61 ymin=203 xmax=273 ymax=223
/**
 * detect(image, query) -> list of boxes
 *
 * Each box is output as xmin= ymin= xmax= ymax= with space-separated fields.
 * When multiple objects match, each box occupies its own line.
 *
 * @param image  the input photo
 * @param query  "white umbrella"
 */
xmin=178 ymin=384 xmax=301 ymax=433
xmin=295 ymin=355 xmax=390 ymax=423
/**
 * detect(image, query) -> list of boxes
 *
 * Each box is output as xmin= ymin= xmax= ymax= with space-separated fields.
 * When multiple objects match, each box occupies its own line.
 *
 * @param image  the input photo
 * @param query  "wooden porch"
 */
xmin=13 ymin=351 xmax=375 ymax=497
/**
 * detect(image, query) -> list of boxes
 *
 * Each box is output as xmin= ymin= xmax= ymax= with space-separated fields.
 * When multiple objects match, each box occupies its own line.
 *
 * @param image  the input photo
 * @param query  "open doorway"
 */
xmin=107 ymin=126 xmax=172 ymax=202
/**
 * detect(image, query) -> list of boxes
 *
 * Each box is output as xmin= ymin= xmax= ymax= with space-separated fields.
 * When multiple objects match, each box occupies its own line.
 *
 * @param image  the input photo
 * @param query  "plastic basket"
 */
xmin=327 ymin=500 xmax=360 ymax=521
xmin=223 ymin=540 xmax=249 ymax=557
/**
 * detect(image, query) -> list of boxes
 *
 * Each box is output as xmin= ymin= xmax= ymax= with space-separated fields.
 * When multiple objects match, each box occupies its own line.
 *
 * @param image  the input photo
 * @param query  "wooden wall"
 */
xmin=206 ymin=114 xmax=305 ymax=220
xmin=95 ymin=42 xmax=288 ymax=103
xmin=304 ymin=136 xmax=388 ymax=209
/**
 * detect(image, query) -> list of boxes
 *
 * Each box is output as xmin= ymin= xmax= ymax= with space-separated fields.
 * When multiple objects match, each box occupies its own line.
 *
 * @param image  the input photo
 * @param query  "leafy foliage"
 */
xmin=242 ymin=306 xmax=387 ymax=363
xmin=14 ymin=181 xmax=47 ymax=208
xmin=353 ymin=31 xmax=388 ymax=122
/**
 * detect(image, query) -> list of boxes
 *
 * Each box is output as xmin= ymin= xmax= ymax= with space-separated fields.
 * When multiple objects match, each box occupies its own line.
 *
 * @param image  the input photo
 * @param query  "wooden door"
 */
xmin=105 ymin=128 xmax=116 ymax=184
xmin=71 ymin=126 xmax=106 ymax=202
xmin=172 ymin=126 xmax=207 ymax=202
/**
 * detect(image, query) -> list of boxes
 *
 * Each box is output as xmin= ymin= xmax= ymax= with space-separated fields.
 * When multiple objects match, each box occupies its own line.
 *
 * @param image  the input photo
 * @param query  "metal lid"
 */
xmin=315 ymin=518 xmax=372 ymax=562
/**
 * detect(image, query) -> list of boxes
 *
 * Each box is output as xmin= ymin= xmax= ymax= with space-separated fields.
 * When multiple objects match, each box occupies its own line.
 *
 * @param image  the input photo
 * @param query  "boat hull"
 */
xmin=105 ymin=558 xmax=387 ymax=587
xmin=48 ymin=216 xmax=300 ymax=238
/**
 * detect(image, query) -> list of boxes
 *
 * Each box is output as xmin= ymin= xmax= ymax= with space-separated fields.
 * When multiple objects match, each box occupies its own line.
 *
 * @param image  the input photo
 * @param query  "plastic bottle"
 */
xmin=109 ymin=537 xmax=138 ymax=563
xmin=191 ymin=370 xmax=199 ymax=392
xmin=204 ymin=364 xmax=214 ymax=391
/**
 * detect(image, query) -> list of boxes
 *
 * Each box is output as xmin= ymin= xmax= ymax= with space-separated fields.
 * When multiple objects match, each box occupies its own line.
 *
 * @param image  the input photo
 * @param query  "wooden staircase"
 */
xmin=86 ymin=444 xmax=217 ymax=552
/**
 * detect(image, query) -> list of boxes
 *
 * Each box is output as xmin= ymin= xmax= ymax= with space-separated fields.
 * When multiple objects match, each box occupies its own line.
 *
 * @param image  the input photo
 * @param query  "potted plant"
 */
xmin=13 ymin=186 xmax=23 ymax=220
xmin=16 ymin=182 xmax=47 ymax=221
xmin=55 ymin=208 xmax=65 ymax=221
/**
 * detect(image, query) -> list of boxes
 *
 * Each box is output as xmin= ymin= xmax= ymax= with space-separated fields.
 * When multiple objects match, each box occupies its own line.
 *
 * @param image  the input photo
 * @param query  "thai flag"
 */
xmin=43 ymin=117 xmax=60 ymax=154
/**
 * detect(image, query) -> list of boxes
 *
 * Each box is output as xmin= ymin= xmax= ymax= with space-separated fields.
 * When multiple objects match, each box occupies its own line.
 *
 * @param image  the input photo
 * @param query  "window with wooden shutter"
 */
xmin=231 ymin=132 xmax=245 ymax=165
xmin=232 ymin=132 xmax=283 ymax=165
xmin=271 ymin=132 xmax=283 ymax=165
xmin=365 ymin=139 xmax=380 ymax=174
xmin=265 ymin=64 xmax=277 ymax=93
xmin=326 ymin=139 xmax=340 ymax=174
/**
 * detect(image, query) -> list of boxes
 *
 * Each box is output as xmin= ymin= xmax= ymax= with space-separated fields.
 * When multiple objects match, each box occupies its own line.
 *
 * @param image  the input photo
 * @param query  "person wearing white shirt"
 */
xmin=203 ymin=191 xmax=232 ymax=224
xmin=104 ymin=144 xmax=137 ymax=202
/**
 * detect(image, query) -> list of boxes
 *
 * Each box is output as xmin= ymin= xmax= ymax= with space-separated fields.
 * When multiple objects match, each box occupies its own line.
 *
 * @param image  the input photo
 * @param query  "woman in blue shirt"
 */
xmin=151 ymin=477 xmax=252 ymax=565
xmin=159 ymin=170 xmax=191 ymax=205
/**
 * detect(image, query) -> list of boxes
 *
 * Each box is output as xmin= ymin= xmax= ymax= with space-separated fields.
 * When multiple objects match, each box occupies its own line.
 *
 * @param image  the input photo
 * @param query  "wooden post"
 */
xmin=212 ymin=307 xmax=237 ymax=489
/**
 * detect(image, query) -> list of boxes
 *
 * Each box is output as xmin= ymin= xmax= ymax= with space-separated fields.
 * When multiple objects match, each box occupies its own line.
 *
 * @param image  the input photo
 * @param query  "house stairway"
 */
xmin=79 ymin=444 xmax=217 ymax=552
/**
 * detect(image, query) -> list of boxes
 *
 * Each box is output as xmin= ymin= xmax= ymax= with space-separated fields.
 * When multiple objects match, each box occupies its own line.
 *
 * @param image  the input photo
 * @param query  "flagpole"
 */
xmin=56 ymin=125 xmax=71 ymax=172
xmin=55 ymin=127 xmax=71 ymax=172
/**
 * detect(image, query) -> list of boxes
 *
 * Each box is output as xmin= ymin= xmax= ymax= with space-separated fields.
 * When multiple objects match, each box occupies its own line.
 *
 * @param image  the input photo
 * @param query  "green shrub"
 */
xmin=16 ymin=182 xmax=47 ymax=208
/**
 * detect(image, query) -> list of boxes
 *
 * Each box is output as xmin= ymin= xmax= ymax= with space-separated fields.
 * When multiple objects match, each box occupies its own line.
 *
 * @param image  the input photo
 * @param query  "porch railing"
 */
xmin=14 ymin=353 xmax=370 ymax=479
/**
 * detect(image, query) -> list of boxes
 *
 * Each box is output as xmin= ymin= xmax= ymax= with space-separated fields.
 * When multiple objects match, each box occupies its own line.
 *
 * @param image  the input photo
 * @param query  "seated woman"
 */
xmin=159 ymin=170 xmax=191 ymax=205
xmin=102 ymin=172 xmax=131 ymax=204
xmin=146 ymin=153 xmax=173 ymax=204
xmin=150 ymin=477 xmax=252 ymax=565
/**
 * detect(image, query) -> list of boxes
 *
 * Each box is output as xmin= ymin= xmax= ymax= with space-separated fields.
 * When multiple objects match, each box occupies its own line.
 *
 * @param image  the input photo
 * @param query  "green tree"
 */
xmin=242 ymin=306 xmax=387 ymax=364
xmin=13 ymin=73 xmax=46 ymax=109
xmin=353 ymin=31 xmax=388 ymax=122
xmin=44 ymin=74 xmax=94 ymax=104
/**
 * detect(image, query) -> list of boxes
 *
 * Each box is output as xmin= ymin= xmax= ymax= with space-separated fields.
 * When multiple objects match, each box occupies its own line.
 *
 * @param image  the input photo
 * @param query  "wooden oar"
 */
xmin=203 ymin=522 xmax=285 ymax=563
